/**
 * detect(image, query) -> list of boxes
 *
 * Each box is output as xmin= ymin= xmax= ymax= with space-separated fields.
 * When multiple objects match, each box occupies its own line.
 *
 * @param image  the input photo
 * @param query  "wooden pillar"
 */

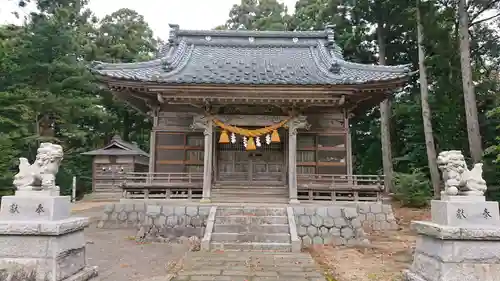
xmin=287 ymin=116 xmax=310 ymax=204
xmin=345 ymin=114 xmax=353 ymax=176
xmin=147 ymin=109 xmax=159 ymax=184
xmin=191 ymin=115 xmax=213 ymax=202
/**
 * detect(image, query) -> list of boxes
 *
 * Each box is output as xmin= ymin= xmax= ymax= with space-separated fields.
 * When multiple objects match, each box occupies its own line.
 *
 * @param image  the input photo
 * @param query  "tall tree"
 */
xmin=458 ymin=0 xmax=483 ymax=163
xmin=417 ymin=0 xmax=441 ymax=198
xmin=88 ymin=8 xmax=158 ymax=143
xmin=223 ymin=0 xmax=291 ymax=30
xmin=375 ymin=6 xmax=394 ymax=193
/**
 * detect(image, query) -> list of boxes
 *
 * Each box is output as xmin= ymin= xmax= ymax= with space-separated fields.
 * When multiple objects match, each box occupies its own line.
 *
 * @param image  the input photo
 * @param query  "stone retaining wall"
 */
xmin=97 ymin=203 xmax=146 ymax=229
xmin=292 ymin=206 xmax=367 ymax=246
xmin=97 ymin=202 xmax=398 ymax=244
xmin=97 ymin=203 xmax=210 ymax=237
xmin=138 ymin=205 xmax=211 ymax=240
xmin=335 ymin=202 xmax=398 ymax=231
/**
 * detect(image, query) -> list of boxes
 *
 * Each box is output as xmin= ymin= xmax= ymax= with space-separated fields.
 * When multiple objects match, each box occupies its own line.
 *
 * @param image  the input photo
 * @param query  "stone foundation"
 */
xmin=96 ymin=202 xmax=398 ymax=248
xmin=98 ymin=201 xmax=398 ymax=231
xmin=138 ymin=205 xmax=210 ymax=241
xmin=334 ymin=202 xmax=398 ymax=231
xmin=291 ymin=206 xmax=366 ymax=246
xmin=97 ymin=203 xmax=211 ymax=240
xmin=0 ymin=194 xmax=97 ymax=281
xmin=404 ymin=197 xmax=500 ymax=281
xmin=96 ymin=202 xmax=147 ymax=229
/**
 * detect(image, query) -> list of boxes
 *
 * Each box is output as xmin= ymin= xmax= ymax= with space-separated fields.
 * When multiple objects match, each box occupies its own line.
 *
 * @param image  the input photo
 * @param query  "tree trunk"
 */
xmin=377 ymin=23 xmax=393 ymax=194
xmin=417 ymin=1 xmax=442 ymax=199
xmin=458 ymin=0 xmax=483 ymax=162
xmin=122 ymin=110 xmax=131 ymax=141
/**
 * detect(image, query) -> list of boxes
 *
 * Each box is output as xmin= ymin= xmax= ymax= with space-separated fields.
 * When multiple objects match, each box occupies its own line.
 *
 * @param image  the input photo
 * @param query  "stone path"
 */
xmin=172 ymin=251 xmax=326 ymax=281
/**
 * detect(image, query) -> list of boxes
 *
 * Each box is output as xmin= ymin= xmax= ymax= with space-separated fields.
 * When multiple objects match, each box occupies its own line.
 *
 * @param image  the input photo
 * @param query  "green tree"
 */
xmin=223 ymin=0 xmax=292 ymax=30
xmin=86 ymin=8 xmax=158 ymax=145
xmin=0 ymin=1 xmax=158 ymax=197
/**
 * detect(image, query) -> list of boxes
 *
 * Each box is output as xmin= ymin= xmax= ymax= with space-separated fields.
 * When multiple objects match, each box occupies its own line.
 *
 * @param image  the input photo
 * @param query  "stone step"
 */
xmin=215 ymin=215 xmax=288 ymax=225
xmin=213 ymin=223 xmax=290 ymax=234
xmin=210 ymin=242 xmax=292 ymax=252
xmin=211 ymin=233 xmax=291 ymax=243
xmin=216 ymin=207 xmax=287 ymax=216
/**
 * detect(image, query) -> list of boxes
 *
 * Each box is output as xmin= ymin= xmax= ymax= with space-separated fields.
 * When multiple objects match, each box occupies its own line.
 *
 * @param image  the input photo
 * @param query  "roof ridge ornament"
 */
xmin=162 ymin=58 xmax=174 ymax=71
xmin=168 ymin=23 xmax=180 ymax=43
xmin=325 ymin=24 xmax=335 ymax=48
xmin=329 ymin=61 xmax=341 ymax=74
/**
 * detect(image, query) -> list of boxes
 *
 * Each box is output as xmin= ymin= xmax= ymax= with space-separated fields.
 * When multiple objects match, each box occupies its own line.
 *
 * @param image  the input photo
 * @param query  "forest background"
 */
xmin=0 ymin=0 xmax=499 ymax=206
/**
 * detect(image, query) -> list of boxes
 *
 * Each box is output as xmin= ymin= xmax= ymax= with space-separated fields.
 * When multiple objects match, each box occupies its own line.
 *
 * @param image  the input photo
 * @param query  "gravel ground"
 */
xmin=74 ymin=205 xmax=189 ymax=281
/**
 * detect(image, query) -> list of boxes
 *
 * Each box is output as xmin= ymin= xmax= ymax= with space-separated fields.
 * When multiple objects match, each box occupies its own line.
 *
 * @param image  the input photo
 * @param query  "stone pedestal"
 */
xmin=404 ymin=196 xmax=500 ymax=281
xmin=0 ymin=192 xmax=98 ymax=281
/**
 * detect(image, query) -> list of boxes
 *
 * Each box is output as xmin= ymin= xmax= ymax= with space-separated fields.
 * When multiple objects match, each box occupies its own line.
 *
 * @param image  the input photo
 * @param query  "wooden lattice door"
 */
xmin=216 ymin=129 xmax=286 ymax=184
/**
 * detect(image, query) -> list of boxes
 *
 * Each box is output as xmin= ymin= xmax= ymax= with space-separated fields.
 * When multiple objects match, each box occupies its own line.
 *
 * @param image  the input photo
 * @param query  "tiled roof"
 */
xmin=90 ymin=24 xmax=412 ymax=86
xmin=81 ymin=135 xmax=149 ymax=157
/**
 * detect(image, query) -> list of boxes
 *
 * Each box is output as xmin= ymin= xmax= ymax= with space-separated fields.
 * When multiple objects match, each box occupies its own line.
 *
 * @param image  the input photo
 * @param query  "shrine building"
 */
xmin=90 ymin=24 xmax=412 ymax=203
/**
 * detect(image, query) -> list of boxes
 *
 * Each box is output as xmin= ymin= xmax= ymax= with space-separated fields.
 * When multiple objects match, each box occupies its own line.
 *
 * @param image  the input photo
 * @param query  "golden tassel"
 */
xmin=271 ymin=129 xmax=280 ymax=142
xmin=219 ymin=130 xmax=230 ymax=144
xmin=246 ymin=137 xmax=256 ymax=150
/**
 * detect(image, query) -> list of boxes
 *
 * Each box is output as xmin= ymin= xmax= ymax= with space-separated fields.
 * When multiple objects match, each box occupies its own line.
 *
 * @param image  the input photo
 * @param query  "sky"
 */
xmin=1 ymin=0 xmax=297 ymax=40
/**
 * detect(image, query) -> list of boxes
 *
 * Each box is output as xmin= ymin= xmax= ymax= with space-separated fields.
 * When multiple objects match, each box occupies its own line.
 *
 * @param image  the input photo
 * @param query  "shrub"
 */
xmin=392 ymin=170 xmax=432 ymax=208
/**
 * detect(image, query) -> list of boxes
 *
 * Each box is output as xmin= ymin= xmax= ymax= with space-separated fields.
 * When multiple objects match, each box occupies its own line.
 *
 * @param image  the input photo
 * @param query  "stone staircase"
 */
xmin=208 ymin=206 xmax=298 ymax=252
xmin=211 ymin=185 xmax=289 ymax=203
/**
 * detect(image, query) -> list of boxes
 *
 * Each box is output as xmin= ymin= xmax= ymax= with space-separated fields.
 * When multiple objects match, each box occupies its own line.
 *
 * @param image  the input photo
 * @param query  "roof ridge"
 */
xmin=309 ymin=46 xmax=356 ymax=83
xmin=187 ymin=40 xmax=318 ymax=48
xmin=176 ymin=29 xmax=328 ymax=38
xmin=153 ymin=44 xmax=195 ymax=81
xmin=316 ymin=41 xmax=411 ymax=73
xmin=161 ymin=40 xmax=188 ymax=71
xmin=90 ymin=58 xmax=163 ymax=70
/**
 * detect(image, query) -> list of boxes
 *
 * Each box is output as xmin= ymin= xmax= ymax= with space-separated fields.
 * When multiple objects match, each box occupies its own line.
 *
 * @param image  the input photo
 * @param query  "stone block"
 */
xmin=412 ymin=220 xmax=500 ymax=240
xmin=407 ymin=251 xmax=500 ymax=281
xmin=415 ymin=235 xmax=500 ymax=263
xmin=15 ymin=189 xmax=60 ymax=197
xmin=0 ymin=217 xmax=88 ymax=236
xmin=369 ymin=203 xmax=383 ymax=214
xmin=292 ymin=206 xmax=305 ymax=215
xmin=0 ymin=225 xmax=90 ymax=281
xmin=431 ymin=200 xmax=500 ymax=226
xmin=0 ymin=196 xmax=71 ymax=221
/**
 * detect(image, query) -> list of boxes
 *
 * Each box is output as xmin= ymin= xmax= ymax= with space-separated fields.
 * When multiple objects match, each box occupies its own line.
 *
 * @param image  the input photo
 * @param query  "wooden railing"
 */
xmin=121 ymin=172 xmax=203 ymax=200
xmin=297 ymin=174 xmax=385 ymax=202
xmin=118 ymin=172 xmax=384 ymax=202
xmin=218 ymin=172 xmax=284 ymax=183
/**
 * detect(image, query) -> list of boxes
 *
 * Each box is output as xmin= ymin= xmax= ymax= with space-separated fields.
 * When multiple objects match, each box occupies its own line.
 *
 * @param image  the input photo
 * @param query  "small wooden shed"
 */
xmin=82 ymin=135 xmax=149 ymax=194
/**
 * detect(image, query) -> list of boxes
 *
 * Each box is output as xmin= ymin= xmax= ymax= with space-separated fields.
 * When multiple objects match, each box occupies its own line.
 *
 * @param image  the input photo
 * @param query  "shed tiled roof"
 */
xmin=81 ymin=135 xmax=149 ymax=157
xmin=90 ymin=24 xmax=412 ymax=86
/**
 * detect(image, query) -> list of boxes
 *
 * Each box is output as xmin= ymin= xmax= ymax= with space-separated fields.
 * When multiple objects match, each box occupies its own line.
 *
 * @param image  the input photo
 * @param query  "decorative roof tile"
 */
xmin=90 ymin=25 xmax=412 ymax=86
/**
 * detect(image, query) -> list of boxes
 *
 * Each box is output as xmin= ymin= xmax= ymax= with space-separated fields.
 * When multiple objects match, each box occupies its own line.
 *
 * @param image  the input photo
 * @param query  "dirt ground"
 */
xmin=72 ymin=203 xmax=190 ymax=281
xmin=310 ymin=203 xmax=431 ymax=281
xmin=72 ymin=201 xmax=430 ymax=281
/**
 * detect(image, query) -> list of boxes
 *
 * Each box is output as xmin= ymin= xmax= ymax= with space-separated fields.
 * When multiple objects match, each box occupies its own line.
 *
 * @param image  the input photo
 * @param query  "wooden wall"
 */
xmin=154 ymin=110 xmax=204 ymax=173
xmin=152 ymin=108 xmax=350 ymax=176
xmin=92 ymin=155 xmax=134 ymax=193
xmin=297 ymin=112 xmax=348 ymax=175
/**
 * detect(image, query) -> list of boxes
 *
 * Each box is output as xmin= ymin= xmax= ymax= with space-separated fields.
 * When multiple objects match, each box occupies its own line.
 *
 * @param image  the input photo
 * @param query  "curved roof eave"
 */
xmin=89 ymin=28 xmax=414 ymax=87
